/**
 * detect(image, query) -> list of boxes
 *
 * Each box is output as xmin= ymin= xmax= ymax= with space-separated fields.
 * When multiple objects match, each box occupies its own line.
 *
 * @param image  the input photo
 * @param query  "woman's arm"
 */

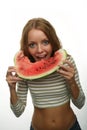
xmin=6 ymin=66 xmax=28 ymax=117
xmin=67 ymin=56 xmax=85 ymax=109
xmin=57 ymin=55 xmax=85 ymax=109
xmin=10 ymin=80 xmax=28 ymax=117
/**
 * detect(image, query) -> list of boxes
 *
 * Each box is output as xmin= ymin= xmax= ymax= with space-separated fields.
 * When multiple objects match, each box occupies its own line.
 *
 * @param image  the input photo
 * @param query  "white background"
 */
xmin=0 ymin=0 xmax=87 ymax=130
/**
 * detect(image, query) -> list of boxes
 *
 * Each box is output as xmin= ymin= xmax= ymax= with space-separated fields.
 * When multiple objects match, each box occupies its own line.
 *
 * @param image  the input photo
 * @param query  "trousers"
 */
xmin=70 ymin=119 xmax=81 ymax=130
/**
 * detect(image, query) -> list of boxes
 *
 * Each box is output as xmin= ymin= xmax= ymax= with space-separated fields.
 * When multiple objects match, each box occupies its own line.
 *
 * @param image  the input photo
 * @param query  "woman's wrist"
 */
xmin=67 ymin=78 xmax=76 ymax=87
xmin=67 ymin=79 xmax=80 ymax=99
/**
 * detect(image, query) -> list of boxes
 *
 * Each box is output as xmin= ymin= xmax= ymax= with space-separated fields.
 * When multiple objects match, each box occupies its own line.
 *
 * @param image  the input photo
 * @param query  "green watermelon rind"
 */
xmin=14 ymin=49 xmax=67 ymax=80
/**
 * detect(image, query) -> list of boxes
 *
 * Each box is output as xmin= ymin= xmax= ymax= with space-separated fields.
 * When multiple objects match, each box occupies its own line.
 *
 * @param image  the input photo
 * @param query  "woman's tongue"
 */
xmin=36 ymin=54 xmax=47 ymax=60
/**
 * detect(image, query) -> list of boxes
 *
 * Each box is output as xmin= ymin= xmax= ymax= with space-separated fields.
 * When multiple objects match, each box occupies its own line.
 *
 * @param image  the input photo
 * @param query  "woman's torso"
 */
xmin=32 ymin=102 xmax=76 ymax=130
xmin=27 ymin=71 xmax=75 ymax=130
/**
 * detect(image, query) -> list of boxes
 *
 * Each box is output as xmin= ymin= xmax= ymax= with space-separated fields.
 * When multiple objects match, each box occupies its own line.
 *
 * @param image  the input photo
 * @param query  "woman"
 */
xmin=6 ymin=18 xmax=85 ymax=130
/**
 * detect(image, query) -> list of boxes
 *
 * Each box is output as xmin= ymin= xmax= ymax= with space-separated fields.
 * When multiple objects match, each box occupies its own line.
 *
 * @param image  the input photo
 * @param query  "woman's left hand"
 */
xmin=57 ymin=60 xmax=75 ymax=81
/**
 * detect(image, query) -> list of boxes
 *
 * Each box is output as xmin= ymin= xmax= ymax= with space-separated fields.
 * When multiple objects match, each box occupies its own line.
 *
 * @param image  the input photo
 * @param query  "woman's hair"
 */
xmin=20 ymin=17 xmax=62 ymax=61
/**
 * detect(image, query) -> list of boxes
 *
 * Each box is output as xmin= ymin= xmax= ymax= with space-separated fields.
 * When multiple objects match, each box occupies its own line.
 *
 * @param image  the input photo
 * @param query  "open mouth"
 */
xmin=36 ymin=54 xmax=47 ymax=60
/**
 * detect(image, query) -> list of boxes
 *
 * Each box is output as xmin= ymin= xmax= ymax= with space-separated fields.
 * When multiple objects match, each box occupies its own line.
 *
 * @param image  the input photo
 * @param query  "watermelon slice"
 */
xmin=14 ymin=49 xmax=67 ymax=80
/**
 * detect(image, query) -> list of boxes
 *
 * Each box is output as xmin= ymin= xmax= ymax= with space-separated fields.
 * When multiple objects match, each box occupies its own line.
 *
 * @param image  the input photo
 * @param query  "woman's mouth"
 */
xmin=36 ymin=54 xmax=47 ymax=60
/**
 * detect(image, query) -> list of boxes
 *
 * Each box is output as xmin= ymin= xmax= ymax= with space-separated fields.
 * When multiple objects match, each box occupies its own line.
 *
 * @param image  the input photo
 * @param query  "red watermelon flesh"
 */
xmin=14 ymin=49 xmax=67 ymax=80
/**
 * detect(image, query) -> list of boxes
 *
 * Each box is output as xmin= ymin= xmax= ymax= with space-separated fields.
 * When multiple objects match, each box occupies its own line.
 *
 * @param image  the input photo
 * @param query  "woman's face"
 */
xmin=27 ymin=29 xmax=53 ymax=61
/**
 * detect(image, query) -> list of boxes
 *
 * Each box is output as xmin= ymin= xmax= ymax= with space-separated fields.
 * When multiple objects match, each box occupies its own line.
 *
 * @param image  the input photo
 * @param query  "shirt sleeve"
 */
xmin=68 ymin=55 xmax=85 ymax=109
xmin=10 ymin=80 xmax=28 ymax=117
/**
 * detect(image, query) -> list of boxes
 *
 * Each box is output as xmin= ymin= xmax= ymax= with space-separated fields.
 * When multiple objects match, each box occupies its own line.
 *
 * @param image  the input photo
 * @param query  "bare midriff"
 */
xmin=32 ymin=102 xmax=76 ymax=130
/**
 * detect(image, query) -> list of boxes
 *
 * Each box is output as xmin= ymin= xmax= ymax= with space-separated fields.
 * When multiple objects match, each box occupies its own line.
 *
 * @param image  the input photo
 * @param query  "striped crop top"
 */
xmin=11 ymin=55 xmax=85 ymax=117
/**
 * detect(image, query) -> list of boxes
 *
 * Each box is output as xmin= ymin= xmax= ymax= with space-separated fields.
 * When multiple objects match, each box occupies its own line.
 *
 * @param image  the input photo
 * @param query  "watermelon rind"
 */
xmin=14 ymin=49 xmax=67 ymax=80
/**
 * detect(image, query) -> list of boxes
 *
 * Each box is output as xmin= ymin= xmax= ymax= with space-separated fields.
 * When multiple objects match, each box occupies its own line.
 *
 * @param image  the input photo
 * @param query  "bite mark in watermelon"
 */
xmin=14 ymin=49 xmax=67 ymax=80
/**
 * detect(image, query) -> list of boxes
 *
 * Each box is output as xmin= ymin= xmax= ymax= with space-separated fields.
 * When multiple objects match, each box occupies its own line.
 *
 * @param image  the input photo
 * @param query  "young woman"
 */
xmin=6 ymin=18 xmax=85 ymax=130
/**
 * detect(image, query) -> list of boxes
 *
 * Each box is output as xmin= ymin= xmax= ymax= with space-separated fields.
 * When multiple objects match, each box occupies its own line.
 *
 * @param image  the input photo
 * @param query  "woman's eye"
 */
xmin=42 ymin=40 xmax=49 ymax=45
xmin=28 ymin=43 xmax=36 ymax=48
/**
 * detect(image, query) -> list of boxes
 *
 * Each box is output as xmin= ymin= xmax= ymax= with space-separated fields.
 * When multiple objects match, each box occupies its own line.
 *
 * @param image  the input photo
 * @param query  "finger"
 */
xmin=64 ymin=60 xmax=74 ymax=68
xmin=6 ymin=71 xmax=11 ymax=77
xmin=59 ymin=65 xmax=74 ymax=73
xmin=57 ymin=69 xmax=74 ymax=80
xmin=6 ymin=76 xmax=22 ymax=83
xmin=7 ymin=66 xmax=16 ymax=71
xmin=6 ymin=66 xmax=16 ymax=77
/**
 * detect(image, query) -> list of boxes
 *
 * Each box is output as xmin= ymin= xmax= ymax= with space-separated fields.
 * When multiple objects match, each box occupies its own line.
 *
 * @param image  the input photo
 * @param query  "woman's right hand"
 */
xmin=6 ymin=66 xmax=22 ymax=89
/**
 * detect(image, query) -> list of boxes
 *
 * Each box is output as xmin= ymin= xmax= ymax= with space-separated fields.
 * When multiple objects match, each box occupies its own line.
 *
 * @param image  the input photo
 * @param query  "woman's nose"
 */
xmin=37 ymin=44 xmax=43 ymax=52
